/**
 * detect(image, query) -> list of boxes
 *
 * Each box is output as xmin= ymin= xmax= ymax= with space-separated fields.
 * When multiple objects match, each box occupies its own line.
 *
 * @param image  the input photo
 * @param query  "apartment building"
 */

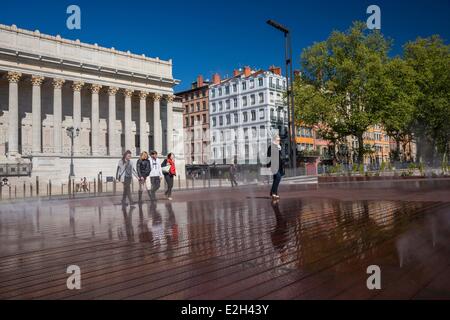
xmin=209 ymin=66 xmax=289 ymax=165
xmin=176 ymin=75 xmax=210 ymax=165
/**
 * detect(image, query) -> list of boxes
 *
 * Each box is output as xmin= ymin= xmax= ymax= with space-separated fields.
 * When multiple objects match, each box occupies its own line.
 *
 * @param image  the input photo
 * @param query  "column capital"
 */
xmin=72 ymin=81 xmax=85 ymax=92
xmin=166 ymin=94 xmax=175 ymax=103
xmin=31 ymin=75 xmax=45 ymax=86
xmin=139 ymin=91 xmax=149 ymax=100
xmin=91 ymin=84 xmax=103 ymax=94
xmin=52 ymin=78 xmax=65 ymax=89
xmin=124 ymin=89 xmax=134 ymax=98
xmin=6 ymin=71 xmax=22 ymax=83
xmin=108 ymin=86 xmax=119 ymax=96
xmin=152 ymin=93 xmax=162 ymax=102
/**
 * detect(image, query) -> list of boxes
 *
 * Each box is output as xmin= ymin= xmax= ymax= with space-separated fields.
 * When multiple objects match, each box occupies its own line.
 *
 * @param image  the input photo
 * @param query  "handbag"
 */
xmin=162 ymin=165 xmax=171 ymax=174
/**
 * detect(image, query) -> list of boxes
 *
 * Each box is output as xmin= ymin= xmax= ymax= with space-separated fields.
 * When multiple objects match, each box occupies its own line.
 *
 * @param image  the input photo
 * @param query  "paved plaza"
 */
xmin=0 ymin=179 xmax=449 ymax=299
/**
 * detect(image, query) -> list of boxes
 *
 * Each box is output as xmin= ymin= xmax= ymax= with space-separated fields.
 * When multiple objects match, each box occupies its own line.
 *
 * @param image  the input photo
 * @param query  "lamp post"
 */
xmin=267 ymin=19 xmax=297 ymax=176
xmin=66 ymin=126 xmax=80 ymax=178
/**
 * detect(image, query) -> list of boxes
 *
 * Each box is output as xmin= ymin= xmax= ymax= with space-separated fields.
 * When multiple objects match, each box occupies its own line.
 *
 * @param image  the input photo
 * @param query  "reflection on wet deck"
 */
xmin=0 ymin=181 xmax=449 ymax=300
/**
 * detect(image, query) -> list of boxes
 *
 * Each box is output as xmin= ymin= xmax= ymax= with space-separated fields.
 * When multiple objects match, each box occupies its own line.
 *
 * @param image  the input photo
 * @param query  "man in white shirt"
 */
xmin=149 ymin=150 xmax=163 ymax=201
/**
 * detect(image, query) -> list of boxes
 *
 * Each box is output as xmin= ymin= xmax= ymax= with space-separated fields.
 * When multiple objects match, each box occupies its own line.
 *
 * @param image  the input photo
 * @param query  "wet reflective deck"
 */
xmin=0 ymin=179 xmax=449 ymax=300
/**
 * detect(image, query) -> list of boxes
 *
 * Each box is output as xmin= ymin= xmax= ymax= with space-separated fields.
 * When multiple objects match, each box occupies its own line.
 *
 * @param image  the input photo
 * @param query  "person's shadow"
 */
xmin=270 ymin=200 xmax=289 ymax=263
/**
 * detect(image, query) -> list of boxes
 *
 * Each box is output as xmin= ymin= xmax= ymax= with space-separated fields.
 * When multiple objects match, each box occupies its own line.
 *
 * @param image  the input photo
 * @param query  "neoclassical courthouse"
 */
xmin=0 ymin=24 xmax=185 ymax=183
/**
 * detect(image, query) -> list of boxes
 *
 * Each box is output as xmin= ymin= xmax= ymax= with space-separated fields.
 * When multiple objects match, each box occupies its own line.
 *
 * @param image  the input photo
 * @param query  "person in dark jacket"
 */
xmin=136 ymin=151 xmax=151 ymax=203
xmin=267 ymin=134 xmax=285 ymax=199
xmin=229 ymin=164 xmax=238 ymax=187
xmin=162 ymin=153 xmax=177 ymax=200
xmin=116 ymin=150 xmax=138 ymax=207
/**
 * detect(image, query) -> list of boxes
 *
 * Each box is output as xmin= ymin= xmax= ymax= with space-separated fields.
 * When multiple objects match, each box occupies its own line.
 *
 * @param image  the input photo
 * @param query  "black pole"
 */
xmin=288 ymin=32 xmax=297 ymax=176
xmin=69 ymin=133 xmax=75 ymax=178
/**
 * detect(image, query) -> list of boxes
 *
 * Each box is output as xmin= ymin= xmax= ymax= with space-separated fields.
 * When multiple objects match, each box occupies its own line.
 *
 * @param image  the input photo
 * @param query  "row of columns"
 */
xmin=5 ymin=71 xmax=174 ymax=158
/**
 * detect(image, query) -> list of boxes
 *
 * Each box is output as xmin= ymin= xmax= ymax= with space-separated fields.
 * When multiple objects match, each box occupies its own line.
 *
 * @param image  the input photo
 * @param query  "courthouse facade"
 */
xmin=0 ymin=24 xmax=185 ymax=182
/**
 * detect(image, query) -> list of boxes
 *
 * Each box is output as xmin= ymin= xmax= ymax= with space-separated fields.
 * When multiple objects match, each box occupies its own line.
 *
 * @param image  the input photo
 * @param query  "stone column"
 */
xmin=31 ymin=75 xmax=45 ymax=154
xmin=6 ymin=71 xmax=22 ymax=158
xmin=108 ymin=87 xmax=119 ymax=156
xmin=124 ymin=89 xmax=134 ymax=153
xmin=91 ymin=84 xmax=102 ymax=156
xmin=72 ymin=81 xmax=84 ymax=155
xmin=139 ymin=91 xmax=149 ymax=153
xmin=166 ymin=95 xmax=174 ymax=154
xmin=53 ymin=79 xmax=65 ymax=154
xmin=152 ymin=93 xmax=162 ymax=154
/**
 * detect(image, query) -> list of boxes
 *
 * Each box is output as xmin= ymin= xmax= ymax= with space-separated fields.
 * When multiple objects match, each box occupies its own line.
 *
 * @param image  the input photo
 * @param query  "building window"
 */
xmin=233 ymin=98 xmax=238 ymax=108
xmin=225 ymin=86 xmax=230 ymax=95
xmin=197 ymin=102 xmax=200 ymax=112
xmin=259 ymin=93 xmax=264 ymax=103
xmin=211 ymin=89 xmax=215 ymax=98
xmin=212 ymin=117 xmax=216 ymax=127
xmin=197 ymin=115 xmax=201 ymax=123
xmin=250 ymin=79 xmax=255 ymax=89
xmin=212 ymin=103 xmax=216 ymax=113
xmin=259 ymin=109 xmax=265 ymax=120
xmin=191 ymin=104 xmax=194 ymax=112
xmin=219 ymin=116 xmax=223 ymax=126
xmin=226 ymin=114 xmax=231 ymax=125
xmin=251 ymin=110 xmax=256 ymax=121
xmin=203 ymin=101 xmax=206 ymax=110
xmin=243 ymin=96 xmax=247 ymax=107
xmin=260 ymin=125 xmax=266 ymax=138
xmin=233 ymin=83 xmax=237 ymax=92
xmin=226 ymin=100 xmax=231 ymax=110
xmin=252 ymin=127 xmax=257 ymax=138
xmin=258 ymin=77 xmax=263 ymax=87
xmin=242 ymin=81 xmax=247 ymax=91
xmin=234 ymin=112 xmax=238 ymax=123
xmin=270 ymin=92 xmax=274 ymax=102
xmin=219 ymin=101 xmax=223 ymax=111
xmin=185 ymin=105 xmax=189 ymax=114
xmin=250 ymin=94 xmax=256 ymax=105
xmin=218 ymin=88 xmax=222 ymax=96
xmin=243 ymin=112 xmax=248 ymax=122
xmin=185 ymin=117 xmax=189 ymax=126
xmin=269 ymin=77 xmax=274 ymax=88
xmin=203 ymin=114 xmax=207 ymax=124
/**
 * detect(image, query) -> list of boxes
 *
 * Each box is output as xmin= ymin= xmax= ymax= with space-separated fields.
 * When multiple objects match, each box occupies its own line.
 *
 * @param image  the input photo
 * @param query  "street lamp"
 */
xmin=66 ymin=126 xmax=80 ymax=178
xmin=267 ymin=19 xmax=297 ymax=176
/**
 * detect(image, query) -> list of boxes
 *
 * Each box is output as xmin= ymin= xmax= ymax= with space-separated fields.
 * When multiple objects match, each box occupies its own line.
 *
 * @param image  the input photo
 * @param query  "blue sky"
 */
xmin=1 ymin=0 xmax=449 ymax=91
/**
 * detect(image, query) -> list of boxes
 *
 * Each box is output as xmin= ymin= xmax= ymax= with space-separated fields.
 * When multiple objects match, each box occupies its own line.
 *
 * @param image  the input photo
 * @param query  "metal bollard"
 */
xmin=23 ymin=182 xmax=26 ymax=198
xmin=36 ymin=176 xmax=39 ymax=197
xmin=49 ymin=180 xmax=52 ymax=198
xmin=94 ymin=178 xmax=97 ymax=195
xmin=178 ymin=175 xmax=181 ymax=189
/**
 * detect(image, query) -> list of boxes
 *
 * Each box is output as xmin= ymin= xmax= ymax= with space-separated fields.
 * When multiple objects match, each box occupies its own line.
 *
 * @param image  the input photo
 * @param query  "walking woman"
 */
xmin=267 ymin=134 xmax=285 ymax=200
xmin=136 ymin=151 xmax=151 ymax=203
xmin=116 ymin=150 xmax=137 ymax=207
xmin=162 ymin=153 xmax=177 ymax=200
xmin=149 ymin=151 xmax=163 ymax=201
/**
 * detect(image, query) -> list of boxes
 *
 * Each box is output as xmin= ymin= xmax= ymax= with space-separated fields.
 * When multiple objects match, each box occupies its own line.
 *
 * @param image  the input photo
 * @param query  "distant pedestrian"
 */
xmin=149 ymin=150 xmax=163 ymax=201
xmin=162 ymin=153 xmax=177 ymax=200
xmin=229 ymin=164 xmax=238 ymax=187
xmin=267 ymin=134 xmax=285 ymax=200
xmin=116 ymin=150 xmax=137 ymax=207
xmin=136 ymin=151 xmax=151 ymax=203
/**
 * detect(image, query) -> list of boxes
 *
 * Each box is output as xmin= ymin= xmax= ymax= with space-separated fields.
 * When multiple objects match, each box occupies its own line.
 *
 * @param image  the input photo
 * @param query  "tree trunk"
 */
xmin=357 ymin=134 xmax=365 ymax=165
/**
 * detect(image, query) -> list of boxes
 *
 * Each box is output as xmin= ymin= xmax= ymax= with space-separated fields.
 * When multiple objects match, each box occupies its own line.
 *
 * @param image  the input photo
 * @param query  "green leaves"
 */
xmin=295 ymin=22 xmax=450 ymax=164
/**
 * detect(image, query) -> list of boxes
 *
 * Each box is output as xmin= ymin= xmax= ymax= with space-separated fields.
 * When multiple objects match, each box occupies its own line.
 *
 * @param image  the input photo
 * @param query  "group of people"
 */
xmin=115 ymin=133 xmax=284 ymax=207
xmin=116 ymin=150 xmax=177 ymax=207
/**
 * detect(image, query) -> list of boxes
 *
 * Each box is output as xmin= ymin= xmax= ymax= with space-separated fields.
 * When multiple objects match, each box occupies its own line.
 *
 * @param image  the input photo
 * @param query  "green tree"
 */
xmin=379 ymin=57 xmax=419 ymax=161
xmin=294 ymin=22 xmax=392 ymax=164
xmin=404 ymin=36 xmax=450 ymax=164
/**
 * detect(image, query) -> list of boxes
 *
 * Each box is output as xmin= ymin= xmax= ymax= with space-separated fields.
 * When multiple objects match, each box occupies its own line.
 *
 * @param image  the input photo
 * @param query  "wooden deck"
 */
xmin=0 ymin=179 xmax=449 ymax=300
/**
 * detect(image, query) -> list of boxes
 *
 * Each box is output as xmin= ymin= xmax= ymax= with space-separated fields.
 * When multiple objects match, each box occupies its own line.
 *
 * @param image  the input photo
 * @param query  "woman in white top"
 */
xmin=148 ymin=150 xmax=163 ymax=201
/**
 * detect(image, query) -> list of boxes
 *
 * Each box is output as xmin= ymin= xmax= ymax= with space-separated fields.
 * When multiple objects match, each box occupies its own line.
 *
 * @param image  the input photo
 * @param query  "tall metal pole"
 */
xmin=283 ymin=32 xmax=293 ymax=174
xmin=288 ymin=32 xmax=297 ymax=176
xmin=70 ymin=133 xmax=75 ymax=178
